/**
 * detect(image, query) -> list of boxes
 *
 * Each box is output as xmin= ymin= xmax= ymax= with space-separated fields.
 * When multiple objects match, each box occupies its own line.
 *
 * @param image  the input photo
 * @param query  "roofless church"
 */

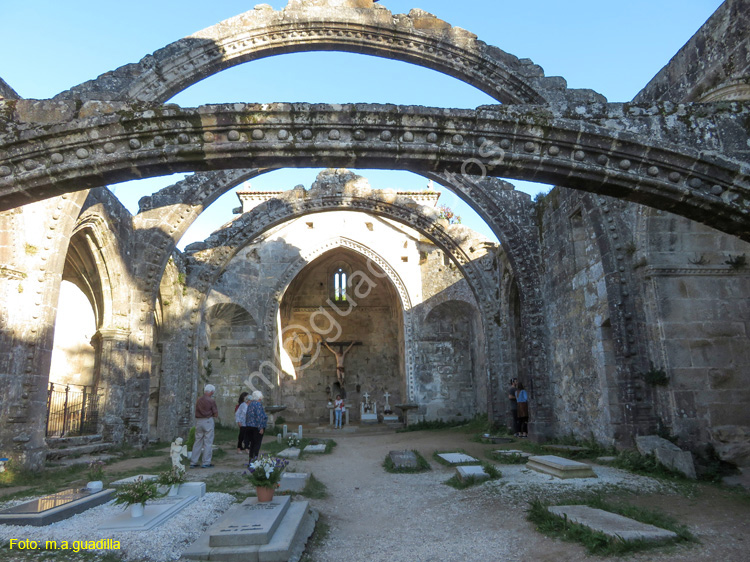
xmin=1 ymin=0 xmax=749 ymax=475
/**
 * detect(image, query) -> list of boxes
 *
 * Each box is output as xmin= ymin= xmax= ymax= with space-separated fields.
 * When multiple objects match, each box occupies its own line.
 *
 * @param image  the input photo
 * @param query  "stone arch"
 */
xmin=186 ymin=188 xmax=503 ymax=417
xmin=263 ymin=236 xmax=417 ymax=399
xmin=56 ymin=2 xmax=601 ymax=106
xmin=2 ymin=102 xmax=747 ymax=242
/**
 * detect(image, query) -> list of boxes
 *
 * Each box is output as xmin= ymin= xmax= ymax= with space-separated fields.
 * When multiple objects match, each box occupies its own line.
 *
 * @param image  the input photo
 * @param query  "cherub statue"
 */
xmin=170 ymin=437 xmax=188 ymax=472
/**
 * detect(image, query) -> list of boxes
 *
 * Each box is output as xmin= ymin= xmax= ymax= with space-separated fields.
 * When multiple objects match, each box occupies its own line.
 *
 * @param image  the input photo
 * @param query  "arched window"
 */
xmin=334 ymin=267 xmax=347 ymax=301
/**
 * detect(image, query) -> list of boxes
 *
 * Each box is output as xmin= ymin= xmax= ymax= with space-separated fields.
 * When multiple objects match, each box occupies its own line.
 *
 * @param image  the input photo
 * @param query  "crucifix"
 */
xmin=321 ymin=340 xmax=361 ymax=385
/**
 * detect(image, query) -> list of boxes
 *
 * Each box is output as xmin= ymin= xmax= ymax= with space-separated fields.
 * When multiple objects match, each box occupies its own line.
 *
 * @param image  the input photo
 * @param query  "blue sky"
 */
xmin=0 ymin=0 xmax=723 ymax=246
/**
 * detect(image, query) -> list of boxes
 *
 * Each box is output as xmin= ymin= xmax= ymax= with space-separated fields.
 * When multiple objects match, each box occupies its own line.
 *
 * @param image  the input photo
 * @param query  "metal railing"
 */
xmin=45 ymin=383 xmax=103 ymax=437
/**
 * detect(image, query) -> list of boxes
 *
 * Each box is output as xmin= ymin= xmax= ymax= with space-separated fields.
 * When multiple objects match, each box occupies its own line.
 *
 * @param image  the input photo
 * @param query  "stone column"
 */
xmin=0 ymin=193 xmax=86 ymax=469
xmin=92 ymin=328 xmax=131 ymax=444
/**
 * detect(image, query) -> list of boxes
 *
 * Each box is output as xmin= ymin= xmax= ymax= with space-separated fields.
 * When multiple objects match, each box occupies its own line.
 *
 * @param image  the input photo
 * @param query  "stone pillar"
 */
xmin=0 ymin=193 xmax=86 ymax=469
xmin=92 ymin=328 xmax=131 ymax=444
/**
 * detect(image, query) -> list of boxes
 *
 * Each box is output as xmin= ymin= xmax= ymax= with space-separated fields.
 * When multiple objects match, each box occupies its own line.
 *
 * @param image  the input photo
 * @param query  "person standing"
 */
xmin=235 ymin=391 xmax=250 ymax=453
xmin=245 ymin=390 xmax=268 ymax=460
xmin=508 ymin=378 xmax=519 ymax=436
xmin=516 ymin=382 xmax=529 ymax=438
xmin=334 ymin=394 xmax=344 ymax=429
xmin=190 ymin=384 xmax=219 ymax=468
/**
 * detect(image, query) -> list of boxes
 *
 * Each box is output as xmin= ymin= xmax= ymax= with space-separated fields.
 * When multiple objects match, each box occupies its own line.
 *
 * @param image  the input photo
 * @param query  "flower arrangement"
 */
xmin=244 ymin=454 xmax=289 ymax=489
xmin=113 ymin=476 xmax=160 ymax=507
xmin=157 ymin=467 xmax=187 ymax=487
xmin=87 ymin=459 xmax=105 ymax=481
xmin=287 ymin=434 xmax=299 ymax=448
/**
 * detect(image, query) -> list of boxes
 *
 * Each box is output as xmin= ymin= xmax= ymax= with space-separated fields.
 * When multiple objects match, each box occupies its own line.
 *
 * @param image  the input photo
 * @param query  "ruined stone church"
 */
xmin=1 ymin=0 xmax=748 ymax=473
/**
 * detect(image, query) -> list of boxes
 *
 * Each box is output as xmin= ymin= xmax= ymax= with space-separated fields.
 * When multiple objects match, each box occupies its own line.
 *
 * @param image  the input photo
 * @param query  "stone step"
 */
xmin=548 ymin=505 xmax=678 ymax=542
xmin=527 ymin=455 xmax=597 ymax=479
xmin=45 ymin=441 xmax=114 ymax=460
xmin=46 ymin=434 xmax=103 ymax=449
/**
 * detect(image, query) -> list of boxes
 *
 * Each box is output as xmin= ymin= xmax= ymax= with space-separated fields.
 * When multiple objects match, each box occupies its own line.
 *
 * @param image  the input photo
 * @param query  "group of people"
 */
xmin=188 ymin=383 xmax=269 ymax=469
xmin=508 ymin=378 xmax=529 ymax=438
xmin=234 ymin=390 xmax=268 ymax=459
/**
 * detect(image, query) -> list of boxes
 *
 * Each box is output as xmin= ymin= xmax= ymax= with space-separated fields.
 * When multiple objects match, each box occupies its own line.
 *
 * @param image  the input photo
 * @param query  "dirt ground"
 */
xmin=190 ymin=427 xmax=750 ymax=562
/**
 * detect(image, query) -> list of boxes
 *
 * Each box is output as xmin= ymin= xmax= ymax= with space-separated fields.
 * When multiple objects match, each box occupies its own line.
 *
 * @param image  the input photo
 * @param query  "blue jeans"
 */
xmin=334 ymin=409 xmax=342 ymax=428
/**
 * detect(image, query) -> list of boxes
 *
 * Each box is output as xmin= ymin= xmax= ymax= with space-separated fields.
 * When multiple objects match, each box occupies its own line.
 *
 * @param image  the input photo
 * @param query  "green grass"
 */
xmin=203 ymin=471 xmax=248 ymax=501
xmin=398 ymin=414 xmax=496 ymax=434
xmin=527 ymin=493 xmax=697 ymax=556
xmin=299 ymin=474 xmax=328 ymax=499
xmin=383 ymin=450 xmax=432 ymax=473
xmin=444 ymin=462 xmax=501 ymax=489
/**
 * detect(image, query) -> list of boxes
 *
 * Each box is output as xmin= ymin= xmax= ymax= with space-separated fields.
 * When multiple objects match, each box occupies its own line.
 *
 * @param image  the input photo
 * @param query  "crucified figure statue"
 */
xmin=321 ymin=340 xmax=357 ymax=385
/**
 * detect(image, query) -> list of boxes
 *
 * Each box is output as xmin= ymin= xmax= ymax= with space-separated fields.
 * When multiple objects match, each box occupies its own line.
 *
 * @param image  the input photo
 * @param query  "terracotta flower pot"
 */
xmin=256 ymin=486 xmax=274 ymax=502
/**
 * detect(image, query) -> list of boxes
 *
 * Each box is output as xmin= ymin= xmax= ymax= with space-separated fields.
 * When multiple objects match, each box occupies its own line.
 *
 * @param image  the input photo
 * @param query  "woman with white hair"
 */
xmin=245 ymin=390 xmax=268 ymax=460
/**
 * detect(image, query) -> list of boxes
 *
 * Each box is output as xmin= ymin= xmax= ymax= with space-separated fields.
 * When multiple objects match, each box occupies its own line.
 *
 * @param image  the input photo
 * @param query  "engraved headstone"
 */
xmin=548 ymin=505 xmax=678 ymax=542
xmin=278 ymin=472 xmax=310 ymax=493
xmin=0 ymin=488 xmax=115 ymax=526
xmin=527 ymin=455 xmax=597 ymax=479
xmin=438 ymin=453 xmax=477 ymax=464
xmin=456 ymin=465 xmax=489 ymax=482
xmin=210 ymin=496 xmax=291 ymax=547
xmin=389 ymin=450 xmax=418 ymax=469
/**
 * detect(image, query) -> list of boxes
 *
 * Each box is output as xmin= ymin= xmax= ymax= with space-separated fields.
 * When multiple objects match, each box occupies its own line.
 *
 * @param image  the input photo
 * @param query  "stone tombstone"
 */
xmin=388 ymin=450 xmax=418 ymax=469
xmin=635 ymin=435 xmax=697 ymax=479
xmin=548 ymin=506 xmax=678 ymax=542
xmin=456 ymin=465 xmax=489 ymax=482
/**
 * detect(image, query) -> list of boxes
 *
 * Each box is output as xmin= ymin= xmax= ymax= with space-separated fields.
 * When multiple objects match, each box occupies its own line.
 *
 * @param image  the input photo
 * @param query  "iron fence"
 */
xmin=45 ymin=383 xmax=103 ymax=437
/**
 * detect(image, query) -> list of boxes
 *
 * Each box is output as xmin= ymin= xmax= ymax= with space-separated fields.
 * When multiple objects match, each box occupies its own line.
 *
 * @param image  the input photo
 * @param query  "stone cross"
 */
xmin=383 ymin=392 xmax=391 ymax=409
xmin=362 ymin=392 xmax=370 ymax=403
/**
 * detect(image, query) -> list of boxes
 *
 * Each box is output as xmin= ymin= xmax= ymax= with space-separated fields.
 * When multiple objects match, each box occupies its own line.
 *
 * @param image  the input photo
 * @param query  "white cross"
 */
xmin=362 ymin=392 xmax=370 ymax=402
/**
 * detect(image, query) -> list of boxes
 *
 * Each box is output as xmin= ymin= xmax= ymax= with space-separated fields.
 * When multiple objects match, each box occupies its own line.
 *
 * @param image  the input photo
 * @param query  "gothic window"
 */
xmin=334 ymin=267 xmax=347 ymax=301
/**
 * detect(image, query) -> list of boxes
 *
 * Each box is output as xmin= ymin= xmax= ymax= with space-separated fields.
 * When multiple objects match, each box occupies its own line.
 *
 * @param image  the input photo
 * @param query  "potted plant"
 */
xmin=113 ymin=476 xmax=161 ymax=518
xmin=86 ymin=459 xmax=106 ymax=491
xmin=157 ymin=467 xmax=187 ymax=496
xmin=243 ymin=454 xmax=289 ymax=502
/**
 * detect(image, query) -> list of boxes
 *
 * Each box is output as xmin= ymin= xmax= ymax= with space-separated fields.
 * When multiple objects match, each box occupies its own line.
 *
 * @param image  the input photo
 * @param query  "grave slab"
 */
xmin=178 ymin=481 xmax=206 ymax=497
xmin=548 ymin=505 xmax=678 ymax=541
xmin=389 ymin=450 xmax=418 ymax=469
xmin=278 ymin=473 xmax=310 ymax=493
xmin=182 ymin=498 xmax=318 ymax=562
xmin=210 ymin=496 xmax=291 ymax=547
xmin=527 ymin=455 xmax=597 ymax=479
xmin=382 ymin=415 xmax=399 ymax=423
xmin=438 ymin=453 xmax=478 ymax=464
xmin=303 ymin=444 xmax=326 ymax=454
xmin=110 ymin=474 xmax=158 ymax=487
xmin=0 ymin=488 xmax=115 ymax=526
xmin=456 ymin=465 xmax=489 ymax=482
xmin=360 ymin=413 xmax=378 ymax=424
xmin=597 ymin=456 xmax=617 ymax=463
xmin=98 ymin=495 xmax=197 ymax=531
xmin=277 ymin=448 xmax=301 ymax=459
xmin=493 ymin=450 xmax=532 ymax=459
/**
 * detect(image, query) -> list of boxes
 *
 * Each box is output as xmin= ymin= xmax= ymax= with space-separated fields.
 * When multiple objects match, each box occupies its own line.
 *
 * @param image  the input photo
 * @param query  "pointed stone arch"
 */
xmin=56 ymin=2 xmax=601 ymax=105
xmin=186 ymin=187 xmax=504 ymax=418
